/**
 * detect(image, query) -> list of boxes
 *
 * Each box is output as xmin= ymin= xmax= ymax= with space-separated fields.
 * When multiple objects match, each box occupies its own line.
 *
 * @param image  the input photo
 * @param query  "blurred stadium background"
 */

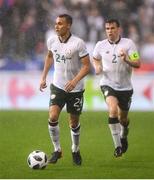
xmin=0 ymin=0 xmax=154 ymax=111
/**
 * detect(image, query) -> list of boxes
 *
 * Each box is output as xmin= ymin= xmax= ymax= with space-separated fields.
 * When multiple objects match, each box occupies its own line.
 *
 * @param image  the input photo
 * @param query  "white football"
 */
xmin=27 ymin=150 xmax=48 ymax=169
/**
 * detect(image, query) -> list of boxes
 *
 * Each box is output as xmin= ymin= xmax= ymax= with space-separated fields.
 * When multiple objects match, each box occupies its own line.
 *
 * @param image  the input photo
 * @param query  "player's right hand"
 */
xmin=95 ymin=65 xmax=102 ymax=75
xmin=39 ymin=80 xmax=47 ymax=92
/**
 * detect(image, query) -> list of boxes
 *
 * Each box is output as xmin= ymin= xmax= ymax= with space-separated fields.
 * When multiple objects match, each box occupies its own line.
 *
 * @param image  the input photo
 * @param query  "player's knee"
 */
xmin=48 ymin=114 xmax=59 ymax=126
xmin=70 ymin=123 xmax=80 ymax=134
xmin=69 ymin=118 xmax=79 ymax=129
xmin=69 ymin=114 xmax=79 ymax=128
xmin=108 ymin=104 xmax=118 ymax=116
xmin=49 ymin=111 xmax=58 ymax=121
xmin=48 ymin=118 xmax=58 ymax=126
xmin=70 ymin=121 xmax=78 ymax=129
xmin=109 ymin=108 xmax=118 ymax=117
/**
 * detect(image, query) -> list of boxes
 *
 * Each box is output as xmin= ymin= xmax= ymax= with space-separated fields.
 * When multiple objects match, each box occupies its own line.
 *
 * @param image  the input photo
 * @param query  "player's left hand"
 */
xmin=39 ymin=79 xmax=47 ymax=92
xmin=65 ymin=80 xmax=77 ymax=92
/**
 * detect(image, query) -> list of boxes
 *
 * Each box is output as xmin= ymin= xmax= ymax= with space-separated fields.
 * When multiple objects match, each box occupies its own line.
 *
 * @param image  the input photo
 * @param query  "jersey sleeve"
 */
xmin=77 ymin=39 xmax=89 ymax=58
xmin=127 ymin=40 xmax=140 ymax=61
xmin=47 ymin=38 xmax=53 ymax=52
xmin=93 ymin=42 xmax=102 ymax=60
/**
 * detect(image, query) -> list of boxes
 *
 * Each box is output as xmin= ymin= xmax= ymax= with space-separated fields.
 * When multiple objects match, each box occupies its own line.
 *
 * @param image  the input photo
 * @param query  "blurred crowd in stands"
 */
xmin=0 ymin=0 xmax=154 ymax=71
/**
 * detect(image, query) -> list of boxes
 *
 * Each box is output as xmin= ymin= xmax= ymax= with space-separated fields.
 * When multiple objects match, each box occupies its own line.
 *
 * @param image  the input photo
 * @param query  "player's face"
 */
xmin=55 ymin=17 xmax=71 ymax=37
xmin=105 ymin=22 xmax=120 ymax=42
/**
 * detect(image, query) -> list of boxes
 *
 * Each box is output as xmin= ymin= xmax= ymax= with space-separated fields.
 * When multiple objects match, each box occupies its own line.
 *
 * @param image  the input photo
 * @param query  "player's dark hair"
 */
xmin=58 ymin=14 xmax=73 ymax=25
xmin=105 ymin=18 xmax=120 ymax=27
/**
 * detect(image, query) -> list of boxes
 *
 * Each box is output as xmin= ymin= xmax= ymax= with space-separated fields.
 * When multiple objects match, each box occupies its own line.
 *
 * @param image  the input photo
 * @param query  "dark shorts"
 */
xmin=100 ymin=85 xmax=133 ymax=111
xmin=49 ymin=84 xmax=84 ymax=115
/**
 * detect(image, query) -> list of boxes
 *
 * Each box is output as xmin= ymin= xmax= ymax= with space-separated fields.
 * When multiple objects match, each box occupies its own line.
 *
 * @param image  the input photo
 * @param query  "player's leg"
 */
xmin=106 ymin=96 xmax=122 ymax=157
xmin=69 ymin=114 xmax=80 ymax=153
xmin=69 ymin=114 xmax=82 ymax=165
xmin=67 ymin=91 xmax=84 ymax=165
xmin=118 ymin=109 xmax=129 ymax=153
xmin=48 ymin=84 xmax=65 ymax=163
xmin=48 ymin=105 xmax=62 ymax=163
xmin=101 ymin=86 xmax=122 ymax=157
xmin=117 ymin=89 xmax=133 ymax=153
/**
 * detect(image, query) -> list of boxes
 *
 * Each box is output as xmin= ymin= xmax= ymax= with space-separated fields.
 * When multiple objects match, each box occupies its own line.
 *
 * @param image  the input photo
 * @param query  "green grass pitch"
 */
xmin=0 ymin=110 xmax=154 ymax=179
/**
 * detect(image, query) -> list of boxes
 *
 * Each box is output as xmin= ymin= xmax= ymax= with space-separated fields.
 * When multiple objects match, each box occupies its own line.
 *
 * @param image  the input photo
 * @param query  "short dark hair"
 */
xmin=58 ymin=14 xmax=73 ymax=25
xmin=105 ymin=19 xmax=120 ymax=27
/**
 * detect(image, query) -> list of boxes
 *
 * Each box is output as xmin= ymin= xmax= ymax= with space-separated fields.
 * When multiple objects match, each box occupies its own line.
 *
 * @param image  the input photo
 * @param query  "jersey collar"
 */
xmin=58 ymin=33 xmax=72 ymax=43
xmin=108 ymin=36 xmax=121 ymax=44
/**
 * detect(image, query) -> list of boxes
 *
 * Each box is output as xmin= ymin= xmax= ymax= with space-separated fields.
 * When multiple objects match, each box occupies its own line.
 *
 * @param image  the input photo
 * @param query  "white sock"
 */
xmin=70 ymin=124 xmax=80 ymax=153
xmin=109 ymin=123 xmax=121 ymax=148
xmin=48 ymin=122 xmax=61 ymax=152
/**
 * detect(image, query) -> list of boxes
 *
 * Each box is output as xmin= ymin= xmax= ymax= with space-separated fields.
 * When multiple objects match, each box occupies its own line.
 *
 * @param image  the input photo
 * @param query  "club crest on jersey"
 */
xmin=51 ymin=94 xmax=56 ymax=99
xmin=65 ymin=49 xmax=72 ymax=59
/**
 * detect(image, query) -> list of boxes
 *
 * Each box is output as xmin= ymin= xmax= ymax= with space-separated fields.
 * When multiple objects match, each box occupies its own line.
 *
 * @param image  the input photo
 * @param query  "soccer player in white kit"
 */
xmin=40 ymin=14 xmax=90 ymax=165
xmin=93 ymin=19 xmax=140 ymax=157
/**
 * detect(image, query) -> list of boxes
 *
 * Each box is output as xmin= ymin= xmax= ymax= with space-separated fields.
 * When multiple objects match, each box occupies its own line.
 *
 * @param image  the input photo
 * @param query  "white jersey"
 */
xmin=47 ymin=34 xmax=88 ymax=92
xmin=93 ymin=38 xmax=139 ymax=91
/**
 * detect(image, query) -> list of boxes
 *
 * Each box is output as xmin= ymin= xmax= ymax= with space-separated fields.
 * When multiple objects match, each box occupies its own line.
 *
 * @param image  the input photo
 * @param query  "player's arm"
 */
xmin=119 ymin=49 xmax=141 ymax=68
xmin=93 ymin=57 xmax=103 ymax=75
xmin=39 ymin=50 xmax=53 ymax=92
xmin=65 ymin=55 xmax=90 ymax=92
